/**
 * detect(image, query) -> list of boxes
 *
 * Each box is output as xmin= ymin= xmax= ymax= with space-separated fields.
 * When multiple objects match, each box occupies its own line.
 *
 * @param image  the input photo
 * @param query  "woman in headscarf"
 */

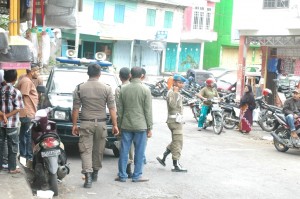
xmin=239 ymin=85 xmax=256 ymax=134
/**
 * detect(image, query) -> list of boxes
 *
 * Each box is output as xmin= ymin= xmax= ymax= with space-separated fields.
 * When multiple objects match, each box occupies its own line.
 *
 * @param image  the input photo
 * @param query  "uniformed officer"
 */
xmin=156 ymin=74 xmax=187 ymax=172
xmin=72 ymin=63 xmax=119 ymax=188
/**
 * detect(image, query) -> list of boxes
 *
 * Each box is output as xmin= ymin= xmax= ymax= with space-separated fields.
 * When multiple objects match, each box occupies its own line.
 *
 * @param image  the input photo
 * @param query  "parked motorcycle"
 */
xmin=220 ymin=93 xmax=240 ymax=129
xmin=187 ymin=98 xmax=201 ymax=122
xmin=144 ymin=79 xmax=168 ymax=99
xmin=181 ymin=88 xmax=195 ymax=106
xmin=271 ymin=112 xmax=300 ymax=152
xmin=31 ymin=108 xmax=70 ymax=196
xmin=202 ymin=97 xmax=224 ymax=135
xmin=255 ymin=96 xmax=281 ymax=132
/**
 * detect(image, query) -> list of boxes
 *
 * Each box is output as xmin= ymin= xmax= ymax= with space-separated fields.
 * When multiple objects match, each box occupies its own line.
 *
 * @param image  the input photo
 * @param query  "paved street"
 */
xmin=25 ymin=98 xmax=300 ymax=199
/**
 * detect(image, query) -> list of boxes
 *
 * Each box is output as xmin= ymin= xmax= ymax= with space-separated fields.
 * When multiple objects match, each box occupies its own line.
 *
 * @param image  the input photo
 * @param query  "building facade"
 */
xmin=61 ymin=0 xmax=219 ymax=75
xmin=203 ymin=0 xmax=261 ymax=70
xmin=233 ymin=0 xmax=300 ymax=103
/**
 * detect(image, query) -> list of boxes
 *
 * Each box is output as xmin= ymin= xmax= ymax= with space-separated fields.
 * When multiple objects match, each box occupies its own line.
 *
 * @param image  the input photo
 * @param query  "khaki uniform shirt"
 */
xmin=166 ymin=88 xmax=183 ymax=123
xmin=73 ymin=78 xmax=115 ymax=120
xmin=115 ymin=80 xmax=130 ymax=110
xmin=117 ymin=78 xmax=153 ymax=131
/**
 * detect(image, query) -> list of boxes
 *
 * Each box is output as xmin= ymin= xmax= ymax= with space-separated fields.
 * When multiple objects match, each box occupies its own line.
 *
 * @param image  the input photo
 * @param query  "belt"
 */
xmin=81 ymin=118 xmax=106 ymax=122
xmin=169 ymin=114 xmax=181 ymax=119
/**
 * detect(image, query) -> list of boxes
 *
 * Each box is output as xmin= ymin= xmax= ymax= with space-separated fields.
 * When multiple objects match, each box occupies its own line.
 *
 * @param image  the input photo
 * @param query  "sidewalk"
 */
xmin=0 ymin=162 xmax=33 ymax=199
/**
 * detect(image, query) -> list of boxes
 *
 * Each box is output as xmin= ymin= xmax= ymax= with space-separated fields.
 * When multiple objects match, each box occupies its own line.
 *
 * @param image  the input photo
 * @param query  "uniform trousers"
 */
xmin=166 ymin=122 xmax=183 ymax=160
xmin=78 ymin=121 xmax=106 ymax=173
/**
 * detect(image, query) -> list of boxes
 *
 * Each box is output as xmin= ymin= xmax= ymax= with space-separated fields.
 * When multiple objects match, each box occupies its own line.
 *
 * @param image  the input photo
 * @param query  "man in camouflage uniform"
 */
xmin=156 ymin=74 xmax=187 ymax=172
xmin=72 ymin=63 xmax=119 ymax=188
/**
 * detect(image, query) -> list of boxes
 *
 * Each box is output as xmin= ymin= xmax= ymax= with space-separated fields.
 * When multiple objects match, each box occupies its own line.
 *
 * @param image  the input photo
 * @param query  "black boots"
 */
xmin=92 ymin=170 xmax=98 ymax=182
xmin=156 ymin=148 xmax=171 ymax=167
xmin=84 ymin=172 xmax=93 ymax=188
xmin=126 ymin=163 xmax=133 ymax=178
xmin=172 ymin=160 xmax=187 ymax=172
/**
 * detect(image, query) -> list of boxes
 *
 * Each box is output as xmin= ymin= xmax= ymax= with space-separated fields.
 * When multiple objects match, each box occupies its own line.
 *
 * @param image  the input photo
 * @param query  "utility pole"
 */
xmin=74 ymin=0 xmax=83 ymax=58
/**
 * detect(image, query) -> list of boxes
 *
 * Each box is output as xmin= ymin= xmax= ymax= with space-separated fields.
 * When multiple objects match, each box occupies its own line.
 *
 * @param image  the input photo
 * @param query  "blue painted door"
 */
xmin=179 ymin=43 xmax=201 ymax=72
xmin=165 ymin=43 xmax=177 ymax=72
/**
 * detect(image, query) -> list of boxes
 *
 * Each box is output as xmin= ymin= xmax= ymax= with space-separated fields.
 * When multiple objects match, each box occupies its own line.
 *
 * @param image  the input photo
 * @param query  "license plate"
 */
xmin=41 ymin=149 xmax=61 ymax=157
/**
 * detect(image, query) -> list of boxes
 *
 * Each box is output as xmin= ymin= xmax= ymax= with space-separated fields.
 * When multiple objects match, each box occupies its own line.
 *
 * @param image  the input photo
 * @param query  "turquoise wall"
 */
xmin=165 ymin=43 xmax=201 ymax=72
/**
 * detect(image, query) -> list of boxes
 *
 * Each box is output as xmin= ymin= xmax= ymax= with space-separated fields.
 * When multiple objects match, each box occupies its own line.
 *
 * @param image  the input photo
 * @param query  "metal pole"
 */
xmin=129 ymin=40 xmax=134 ymax=69
xmin=75 ymin=0 xmax=83 ymax=58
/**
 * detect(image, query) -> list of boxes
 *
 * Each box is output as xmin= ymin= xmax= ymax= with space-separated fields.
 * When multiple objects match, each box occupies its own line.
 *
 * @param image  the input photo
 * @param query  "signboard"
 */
xmin=0 ymin=62 xmax=31 ymax=69
xmin=155 ymin=31 xmax=168 ymax=40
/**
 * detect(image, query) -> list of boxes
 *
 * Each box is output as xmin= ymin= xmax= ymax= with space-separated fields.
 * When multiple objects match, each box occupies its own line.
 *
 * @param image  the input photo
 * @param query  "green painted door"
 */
xmin=179 ymin=43 xmax=201 ymax=72
xmin=165 ymin=43 xmax=177 ymax=72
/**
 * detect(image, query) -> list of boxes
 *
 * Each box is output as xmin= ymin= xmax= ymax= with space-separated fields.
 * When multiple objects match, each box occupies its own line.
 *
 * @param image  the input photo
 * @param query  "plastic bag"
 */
xmin=175 ymin=113 xmax=183 ymax=123
xmin=253 ymin=108 xmax=260 ymax=122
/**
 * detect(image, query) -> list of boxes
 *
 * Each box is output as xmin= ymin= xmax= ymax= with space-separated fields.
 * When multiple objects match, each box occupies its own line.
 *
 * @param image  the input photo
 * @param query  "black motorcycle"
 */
xmin=255 ymin=96 xmax=281 ymax=132
xmin=187 ymin=98 xmax=201 ymax=122
xmin=144 ymin=79 xmax=168 ymax=99
xmin=271 ymin=112 xmax=300 ymax=152
xmin=220 ymin=93 xmax=240 ymax=129
xmin=31 ymin=108 xmax=70 ymax=196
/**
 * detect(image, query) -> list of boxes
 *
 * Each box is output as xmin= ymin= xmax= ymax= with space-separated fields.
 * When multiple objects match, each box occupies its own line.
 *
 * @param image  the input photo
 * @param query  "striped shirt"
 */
xmin=0 ymin=83 xmax=24 ymax=128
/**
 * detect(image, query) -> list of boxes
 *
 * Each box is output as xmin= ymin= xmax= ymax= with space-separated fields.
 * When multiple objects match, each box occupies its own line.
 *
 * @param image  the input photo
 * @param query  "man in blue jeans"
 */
xmin=115 ymin=67 xmax=153 ymax=182
xmin=283 ymin=89 xmax=300 ymax=146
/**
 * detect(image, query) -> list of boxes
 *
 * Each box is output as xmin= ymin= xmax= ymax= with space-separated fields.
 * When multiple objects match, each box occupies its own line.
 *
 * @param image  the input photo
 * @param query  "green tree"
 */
xmin=0 ymin=15 xmax=9 ymax=30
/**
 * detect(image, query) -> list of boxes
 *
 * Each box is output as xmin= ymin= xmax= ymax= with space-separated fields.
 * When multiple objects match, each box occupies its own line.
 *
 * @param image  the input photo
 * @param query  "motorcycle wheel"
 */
xmin=192 ymin=106 xmax=199 ymax=122
xmin=258 ymin=114 xmax=279 ymax=132
xmin=273 ymin=127 xmax=289 ymax=152
xmin=223 ymin=111 xmax=237 ymax=129
xmin=213 ymin=112 xmax=224 ymax=135
xmin=49 ymin=173 xmax=58 ymax=196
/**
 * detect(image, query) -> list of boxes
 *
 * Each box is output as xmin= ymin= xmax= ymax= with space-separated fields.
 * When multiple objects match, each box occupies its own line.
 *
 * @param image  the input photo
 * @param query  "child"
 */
xmin=0 ymin=70 xmax=24 ymax=174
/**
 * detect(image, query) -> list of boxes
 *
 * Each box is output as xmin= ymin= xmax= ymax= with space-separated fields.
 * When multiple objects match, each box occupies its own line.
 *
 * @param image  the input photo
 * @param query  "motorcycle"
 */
xmin=181 ymin=88 xmax=195 ymax=106
xmin=255 ymin=96 xmax=281 ymax=132
xmin=271 ymin=112 xmax=300 ymax=152
xmin=187 ymin=98 xmax=201 ymax=122
xmin=220 ymin=93 xmax=240 ymax=129
xmin=144 ymin=79 xmax=168 ymax=99
xmin=30 ymin=108 xmax=70 ymax=196
xmin=202 ymin=97 xmax=224 ymax=135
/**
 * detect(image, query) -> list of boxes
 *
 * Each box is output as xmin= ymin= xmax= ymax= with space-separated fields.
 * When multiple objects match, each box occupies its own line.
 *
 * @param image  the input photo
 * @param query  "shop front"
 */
xmin=237 ymin=35 xmax=300 ymax=106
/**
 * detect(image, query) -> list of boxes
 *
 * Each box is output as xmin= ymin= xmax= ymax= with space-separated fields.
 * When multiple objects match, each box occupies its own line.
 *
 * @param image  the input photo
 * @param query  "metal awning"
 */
xmin=246 ymin=36 xmax=300 ymax=46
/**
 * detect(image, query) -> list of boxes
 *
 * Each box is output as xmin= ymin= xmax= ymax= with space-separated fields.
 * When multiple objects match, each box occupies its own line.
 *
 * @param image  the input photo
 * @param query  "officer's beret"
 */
xmin=173 ymin=74 xmax=186 ymax=83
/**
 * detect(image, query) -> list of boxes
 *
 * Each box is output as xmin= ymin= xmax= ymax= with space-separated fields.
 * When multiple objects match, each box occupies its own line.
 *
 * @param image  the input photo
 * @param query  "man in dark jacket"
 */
xmin=283 ymin=89 xmax=300 ymax=146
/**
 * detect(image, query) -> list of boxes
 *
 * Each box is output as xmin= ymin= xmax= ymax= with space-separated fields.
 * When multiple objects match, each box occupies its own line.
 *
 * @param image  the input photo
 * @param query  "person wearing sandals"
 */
xmin=0 ymin=70 xmax=24 ymax=174
xmin=239 ymin=85 xmax=256 ymax=134
xmin=282 ymin=89 xmax=300 ymax=146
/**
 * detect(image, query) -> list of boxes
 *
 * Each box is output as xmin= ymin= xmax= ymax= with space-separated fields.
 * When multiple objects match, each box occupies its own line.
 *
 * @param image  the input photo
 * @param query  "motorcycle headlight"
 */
xmin=54 ymin=111 xmax=68 ymax=120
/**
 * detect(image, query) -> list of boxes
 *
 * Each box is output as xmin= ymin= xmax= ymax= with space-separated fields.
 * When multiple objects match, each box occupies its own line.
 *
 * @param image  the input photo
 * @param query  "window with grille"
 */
xmin=193 ymin=6 xmax=212 ymax=30
xmin=263 ymin=0 xmax=289 ymax=9
xmin=146 ymin=9 xmax=156 ymax=26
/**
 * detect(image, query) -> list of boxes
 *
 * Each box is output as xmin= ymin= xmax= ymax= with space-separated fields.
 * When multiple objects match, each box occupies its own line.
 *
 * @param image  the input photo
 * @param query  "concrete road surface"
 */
xmin=27 ymin=98 xmax=300 ymax=199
